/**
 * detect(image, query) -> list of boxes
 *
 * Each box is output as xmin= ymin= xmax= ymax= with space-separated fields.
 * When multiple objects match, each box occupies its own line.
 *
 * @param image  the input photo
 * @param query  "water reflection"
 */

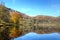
xmin=14 ymin=32 xmax=60 ymax=40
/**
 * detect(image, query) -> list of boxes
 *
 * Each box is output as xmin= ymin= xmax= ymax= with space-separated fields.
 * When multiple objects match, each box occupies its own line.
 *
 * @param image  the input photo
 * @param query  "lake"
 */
xmin=14 ymin=32 xmax=60 ymax=40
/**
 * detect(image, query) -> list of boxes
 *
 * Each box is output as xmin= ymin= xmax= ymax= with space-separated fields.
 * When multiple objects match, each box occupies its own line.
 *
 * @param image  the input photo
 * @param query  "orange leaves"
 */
xmin=9 ymin=26 xmax=23 ymax=38
xmin=10 ymin=12 xmax=23 ymax=23
xmin=9 ymin=26 xmax=17 ymax=38
xmin=9 ymin=11 xmax=23 ymax=38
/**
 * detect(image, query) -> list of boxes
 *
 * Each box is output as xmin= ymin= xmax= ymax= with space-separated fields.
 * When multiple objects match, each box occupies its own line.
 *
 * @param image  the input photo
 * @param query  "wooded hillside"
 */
xmin=0 ymin=5 xmax=60 ymax=40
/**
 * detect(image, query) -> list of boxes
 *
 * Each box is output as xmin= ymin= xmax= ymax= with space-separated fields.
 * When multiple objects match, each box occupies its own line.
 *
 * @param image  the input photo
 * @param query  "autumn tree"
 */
xmin=9 ymin=11 xmax=23 ymax=38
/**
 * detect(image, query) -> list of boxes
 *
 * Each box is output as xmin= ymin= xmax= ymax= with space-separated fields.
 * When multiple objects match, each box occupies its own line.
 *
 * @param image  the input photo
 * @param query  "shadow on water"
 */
xmin=14 ymin=32 xmax=60 ymax=40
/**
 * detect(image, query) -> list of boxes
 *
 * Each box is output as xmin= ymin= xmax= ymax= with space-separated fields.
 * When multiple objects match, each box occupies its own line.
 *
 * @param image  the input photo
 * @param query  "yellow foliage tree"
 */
xmin=10 ymin=12 xmax=23 ymax=23
xmin=9 ymin=11 xmax=23 ymax=38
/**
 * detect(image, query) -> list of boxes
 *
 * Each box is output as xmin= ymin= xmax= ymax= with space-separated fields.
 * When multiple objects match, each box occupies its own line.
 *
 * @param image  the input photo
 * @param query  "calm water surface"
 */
xmin=14 ymin=32 xmax=60 ymax=40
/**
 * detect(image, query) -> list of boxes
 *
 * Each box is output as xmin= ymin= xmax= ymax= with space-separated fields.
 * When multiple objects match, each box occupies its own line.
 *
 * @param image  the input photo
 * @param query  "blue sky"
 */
xmin=0 ymin=0 xmax=60 ymax=16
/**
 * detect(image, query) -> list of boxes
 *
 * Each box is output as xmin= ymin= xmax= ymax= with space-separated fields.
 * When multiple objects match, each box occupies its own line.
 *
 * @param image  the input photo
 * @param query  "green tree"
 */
xmin=0 ymin=4 xmax=10 ymax=23
xmin=0 ymin=4 xmax=10 ymax=40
